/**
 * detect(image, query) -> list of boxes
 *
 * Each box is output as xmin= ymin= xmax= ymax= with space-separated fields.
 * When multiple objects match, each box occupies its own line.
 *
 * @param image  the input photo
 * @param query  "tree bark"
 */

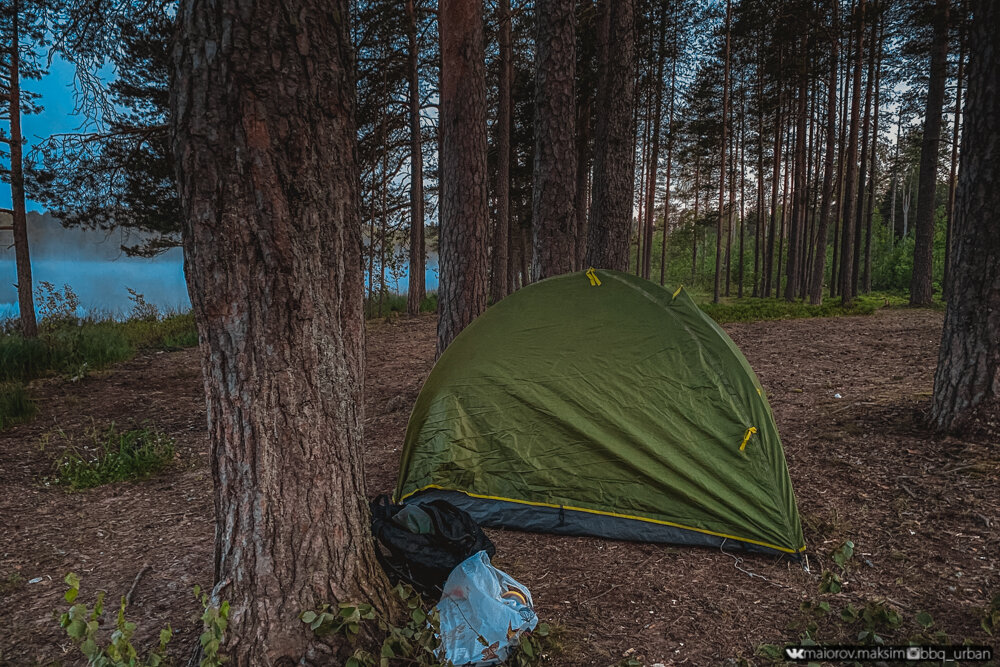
xmin=170 ymin=0 xmax=392 ymax=662
xmin=643 ymin=7 xmax=667 ymax=281
xmin=406 ymin=0 xmax=426 ymax=316
xmin=586 ymin=0 xmax=635 ymax=271
xmin=532 ymin=0 xmax=577 ymax=280
xmin=810 ymin=0 xmax=839 ymax=305
xmin=862 ymin=17 xmax=883 ymax=294
xmin=7 ymin=0 xmax=37 ymax=338
xmin=785 ymin=36 xmax=808 ymax=302
xmin=763 ymin=50 xmax=783 ymax=299
xmin=850 ymin=11 xmax=876 ymax=301
xmin=839 ymin=0 xmax=866 ymax=305
xmin=492 ymin=0 xmax=512 ymax=301
xmin=714 ymin=0 xmax=732 ymax=303
xmin=931 ymin=0 xmax=1000 ymax=432
xmin=910 ymin=0 xmax=950 ymax=306
xmin=437 ymin=0 xmax=489 ymax=354
xmin=943 ymin=13 xmax=966 ymax=297
xmin=659 ymin=43 xmax=677 ymax=286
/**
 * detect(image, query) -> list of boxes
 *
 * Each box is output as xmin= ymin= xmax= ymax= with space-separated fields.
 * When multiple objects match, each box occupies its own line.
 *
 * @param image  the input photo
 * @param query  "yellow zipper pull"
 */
xmin=739 ymin=426 xmax=758 ymax=451
xmin=585 ymin=267 xmax=602 ymax=286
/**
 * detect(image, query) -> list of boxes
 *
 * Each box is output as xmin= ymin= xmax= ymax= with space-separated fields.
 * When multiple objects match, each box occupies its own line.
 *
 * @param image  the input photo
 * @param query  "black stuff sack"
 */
xmin=370 ymin=495 xmax=496 ymax=600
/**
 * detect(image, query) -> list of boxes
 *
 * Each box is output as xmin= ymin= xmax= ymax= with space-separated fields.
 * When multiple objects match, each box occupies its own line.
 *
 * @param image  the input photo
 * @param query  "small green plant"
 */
xmin=853 ymin=599 xmax=903 ymax=645
xmin=49 ymin=422 xmax=175 ymax=489
xmin=0 ymin=381 xmax=36 ymax=430
xmin=126 ymin=288 xmax=161 ymax=322
xmin=819 ymin=540 xmax=854 ymax=594
xmin=981 ymin=593 xmax=1000 ymax=635
xmin=35 ymin=281 xmax=81 ymax=327
xmin=303 ymin=582 xmax=556 ymax=666
xmin=194 ymin=585 xmax=230 ymax=666
xmin=60 ymin=574 xmax=227 ymax=667
xmin=0 ymin=571 xmax=25 ymax=594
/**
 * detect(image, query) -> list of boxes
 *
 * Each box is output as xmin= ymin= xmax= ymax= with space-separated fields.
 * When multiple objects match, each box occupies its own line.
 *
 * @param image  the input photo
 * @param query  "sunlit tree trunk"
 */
xmin=171 ymin=0 xmax=392 ymax=661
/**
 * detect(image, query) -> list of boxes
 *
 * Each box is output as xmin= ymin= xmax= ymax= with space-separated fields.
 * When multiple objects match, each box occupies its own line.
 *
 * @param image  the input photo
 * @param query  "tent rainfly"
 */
xmin=395 ymin=269 xmax=805 ymax=557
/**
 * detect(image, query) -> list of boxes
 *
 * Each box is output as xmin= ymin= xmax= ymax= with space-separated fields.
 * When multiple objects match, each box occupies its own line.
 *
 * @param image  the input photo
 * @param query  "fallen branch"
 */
xmin=125 ymin=562 xmax=151 ymax=606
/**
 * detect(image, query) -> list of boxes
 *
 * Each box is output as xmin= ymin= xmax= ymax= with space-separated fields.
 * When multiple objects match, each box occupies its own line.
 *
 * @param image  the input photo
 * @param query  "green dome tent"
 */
xmin=395 ymin=269 xmax=805 ymax=556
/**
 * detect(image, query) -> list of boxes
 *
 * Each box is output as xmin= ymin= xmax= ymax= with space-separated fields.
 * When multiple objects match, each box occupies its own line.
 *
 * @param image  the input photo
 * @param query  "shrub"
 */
xmin=50 ymin=423 xmax=176 ymax=490
xmin=0 ymin=382 xmax=36 ymax=430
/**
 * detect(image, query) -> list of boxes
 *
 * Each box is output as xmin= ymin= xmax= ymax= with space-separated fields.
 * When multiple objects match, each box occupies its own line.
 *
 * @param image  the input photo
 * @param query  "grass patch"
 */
xmin=697 ymin=293 xmax=905 ymax=324
xmin=364 ymin=291 xmax=438 ymax=319
xmin=0 ymin=382 xmax=37 ymax=430
xmin=48 ymin=422 xmax=176 ymax=490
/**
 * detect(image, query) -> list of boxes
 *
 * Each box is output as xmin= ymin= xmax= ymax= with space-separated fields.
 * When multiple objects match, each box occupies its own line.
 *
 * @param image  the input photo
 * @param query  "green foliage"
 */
xmin=0 ymin=381 xmax=36 ymax=430
xmin=194 ymin=585 xmax=230 ymax=667
xmin=303 ymin=582 xmax=557 ymax=666
xmin=60 ymin=574 xmax=227 ymax=667
xmin=699 ymin=295 xmax=885 ymax=324
xmin=853 ymin=600 xmax=903 ymax=645
xmin=48 ymin=422 xmax=176 ymax=489
xmin=818 ymin=540 xmax=855 ymax=594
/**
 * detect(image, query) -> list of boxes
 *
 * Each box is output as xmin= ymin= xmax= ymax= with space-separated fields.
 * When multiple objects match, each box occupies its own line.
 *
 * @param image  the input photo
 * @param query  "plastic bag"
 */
xmin=436 ymin=551 xmax=538 ymax=666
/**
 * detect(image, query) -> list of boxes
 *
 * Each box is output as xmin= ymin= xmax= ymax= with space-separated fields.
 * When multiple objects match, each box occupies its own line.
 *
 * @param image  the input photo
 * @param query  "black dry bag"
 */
xmin=370 ymin=495 xmax=496 ymax=600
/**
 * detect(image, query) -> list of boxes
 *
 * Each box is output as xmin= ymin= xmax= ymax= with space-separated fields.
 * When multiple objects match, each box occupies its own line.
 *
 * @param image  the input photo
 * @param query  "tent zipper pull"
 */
xmin=585 ymin=267 xmax=601 ymax=286
xmin=739 ymin=426 xmax=758 ymax=452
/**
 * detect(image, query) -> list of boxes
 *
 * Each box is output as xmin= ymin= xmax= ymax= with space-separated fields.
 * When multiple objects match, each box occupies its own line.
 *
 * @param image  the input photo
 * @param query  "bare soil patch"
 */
xmin=1 ymin=308 xmax=996 ymax=665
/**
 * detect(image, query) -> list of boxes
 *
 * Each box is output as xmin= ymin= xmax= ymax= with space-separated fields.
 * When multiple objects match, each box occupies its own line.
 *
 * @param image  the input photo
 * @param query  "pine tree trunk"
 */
xmin=943 ymin=16 xmax=966 ymax=297
xmin=7 ymin=0 xmax=37 ymax=338
xmin=574 ymin=93 xmax=592 ymax=271
xmin=714 ymin=0 xmax=731 ymax=303
xmin=170 ymin=0 xmax=393 ymax=661
xmin=763 ymin=53 xmax=783 ymax=299
xmin=862 ymin=19 xmax=883 ymax=294
xmin=659 ymin=45 xmax=677 ymax=286
xmin=587 ymin=0 xmax=635 ymax=271
xmin=406 ymin=0 xmax=426 ymax=316
xmin=851 ymin=13 xmax=876 ymax=300
xmin=785 ymin=37 xmax=808 ymax=302
xmin=532 ymin=0 xmax=577 ymax=280
xmin=491 ymin=0 xmax=513 ymax=302
xmin=691 ymin=154 xmax=700 ymax=283
xmin=643 ymin=9 xmax=667 ymax=282
xmin=839 ymin=0 xmax=866 ymax=305
xmin=810 ymin=0 xmax=839 ymax=305
xmin=931 ymin=0 xmax=1000 ymax=431
xmin=910 ymin=0 xmax=950 ymax=306
xmin=437 ymin=0 xmax=489 ymax=354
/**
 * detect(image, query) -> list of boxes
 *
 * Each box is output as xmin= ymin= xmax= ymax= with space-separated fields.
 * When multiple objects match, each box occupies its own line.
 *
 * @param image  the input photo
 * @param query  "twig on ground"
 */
xmin=125 ymin=562 xmax=151 ymax=606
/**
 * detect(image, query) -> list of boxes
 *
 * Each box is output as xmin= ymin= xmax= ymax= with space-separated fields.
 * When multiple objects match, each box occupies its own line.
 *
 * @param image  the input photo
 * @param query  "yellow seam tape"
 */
xmin=672 ymin=285 xmax=683 ymax=299
xmin=398 ymin=483 xmax=805 ymax=554
xmin=739 ymin=426 xmax=758 ymax=452
xmin=585 ymin=267 xmax=601 ymax=286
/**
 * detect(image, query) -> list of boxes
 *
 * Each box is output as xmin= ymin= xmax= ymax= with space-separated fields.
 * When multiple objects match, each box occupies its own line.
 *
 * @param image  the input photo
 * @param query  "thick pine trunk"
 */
xmin=586 ymin=0 xmax=635 ymax=271
xmin=170 ymin=0 xmax=392 ymax=662
xmin=7 ymin=1 xmax=37 ymax=338
xmin=574 ymin=96 xmax=591 ymax=271
xmin=862 ymin=20 xmax=883 ymax=294
xmin=406 ymin=0 xmax=426 ymax=316
xmin=532 ymin=0 xmax=577 ymax=280
xmin=910 ymin=0 xmax=950 ymax=306
xmin=839 ymin=0 xmax=866 ymax=305
xmin=931 ymin=0 xmax=1000 ymax=431
xmin=437 ymin=0 xmax=489 ymax=354
xmin=810 ymin=0 xmax=839 ymax=305
xmin=491 ymin=0 xmax=512 ymax=302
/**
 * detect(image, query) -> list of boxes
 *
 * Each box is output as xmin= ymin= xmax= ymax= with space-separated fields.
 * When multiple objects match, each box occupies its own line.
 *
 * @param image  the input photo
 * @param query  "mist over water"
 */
xmin=0 ymin=212 xmax=438 ymax=322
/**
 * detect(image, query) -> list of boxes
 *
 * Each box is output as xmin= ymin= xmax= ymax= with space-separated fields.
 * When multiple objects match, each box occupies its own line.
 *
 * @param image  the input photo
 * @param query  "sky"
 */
xmin=2 ymin=54 xmax=88 ymax=211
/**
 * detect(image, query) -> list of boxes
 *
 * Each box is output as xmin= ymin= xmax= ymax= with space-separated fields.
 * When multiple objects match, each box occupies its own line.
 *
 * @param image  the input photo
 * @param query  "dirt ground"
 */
xmin=1 ymin=308 xmax=997 ymax=666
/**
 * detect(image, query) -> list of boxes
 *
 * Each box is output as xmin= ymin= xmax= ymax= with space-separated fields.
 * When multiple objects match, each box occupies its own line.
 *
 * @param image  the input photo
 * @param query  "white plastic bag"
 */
xmin=435 ymin=551 xmax=538 ymax=665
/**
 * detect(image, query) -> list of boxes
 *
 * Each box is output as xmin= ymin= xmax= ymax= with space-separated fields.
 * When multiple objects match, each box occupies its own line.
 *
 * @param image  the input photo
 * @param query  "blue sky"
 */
xmin=2 ymin=54 xmax=85 ymax=211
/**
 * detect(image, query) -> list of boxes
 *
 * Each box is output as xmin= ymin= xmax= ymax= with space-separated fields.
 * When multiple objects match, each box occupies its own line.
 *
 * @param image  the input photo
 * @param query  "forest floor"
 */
xmin=1 ymin=308 xmax=998 ymax=666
